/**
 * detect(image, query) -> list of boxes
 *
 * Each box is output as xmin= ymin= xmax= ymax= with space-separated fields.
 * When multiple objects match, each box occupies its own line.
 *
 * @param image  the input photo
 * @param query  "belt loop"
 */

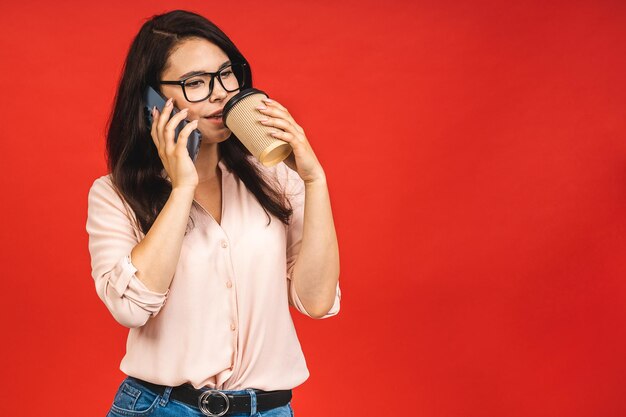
xmin=159 ymin=386 xmax=173 ymax=406
xmin=246 ymin=389 xmax=257 ymax=415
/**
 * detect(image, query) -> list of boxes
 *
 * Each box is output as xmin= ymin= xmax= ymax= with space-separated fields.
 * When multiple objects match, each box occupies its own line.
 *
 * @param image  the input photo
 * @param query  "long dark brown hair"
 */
xmin=105 ymin=9 xmax=292 ymax=236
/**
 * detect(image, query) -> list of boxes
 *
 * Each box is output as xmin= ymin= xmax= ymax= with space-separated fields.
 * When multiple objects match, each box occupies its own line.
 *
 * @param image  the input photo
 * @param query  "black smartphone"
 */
xmin=144 ymin=85 xmax=202 ymax=162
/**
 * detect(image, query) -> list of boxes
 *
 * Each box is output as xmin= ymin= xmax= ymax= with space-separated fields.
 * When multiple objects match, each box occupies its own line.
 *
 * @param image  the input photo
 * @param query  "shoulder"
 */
xmin=87 ymin=174 xmax=133 ymax=215
xmin=89 ymin=173 xmax=115 ymax=189
xmin=88 ymin=174 xmax=120 ymax=203
xmin=87 ymin=174 xmax=144 ymax=237
xmin=88 ymin=174 xmax=114 ymax=197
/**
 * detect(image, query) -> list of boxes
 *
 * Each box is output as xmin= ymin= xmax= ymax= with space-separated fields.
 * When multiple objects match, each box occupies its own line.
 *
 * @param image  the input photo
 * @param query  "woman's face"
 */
xmin=159 ymin=38 xmax=238 ymax=144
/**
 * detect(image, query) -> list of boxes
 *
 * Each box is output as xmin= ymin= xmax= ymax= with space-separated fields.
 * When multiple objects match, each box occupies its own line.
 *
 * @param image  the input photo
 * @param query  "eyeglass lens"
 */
xmin=184 ymin=64 xmax=245 ymax=102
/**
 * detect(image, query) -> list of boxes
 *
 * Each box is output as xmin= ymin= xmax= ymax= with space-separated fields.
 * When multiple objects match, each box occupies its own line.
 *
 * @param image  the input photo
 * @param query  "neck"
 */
xmin=194 ymin=143 xmax=221 ymax=182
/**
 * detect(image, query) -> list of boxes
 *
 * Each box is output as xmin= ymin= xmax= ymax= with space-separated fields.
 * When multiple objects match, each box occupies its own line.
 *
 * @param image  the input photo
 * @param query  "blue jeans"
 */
xmin=106 ymin=376 xmax=294 ymax=417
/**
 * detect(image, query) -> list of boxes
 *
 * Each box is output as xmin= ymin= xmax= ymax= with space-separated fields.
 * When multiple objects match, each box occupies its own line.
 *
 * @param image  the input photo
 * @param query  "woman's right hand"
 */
xmin=150 ymin=97 xmax=199 ymax=191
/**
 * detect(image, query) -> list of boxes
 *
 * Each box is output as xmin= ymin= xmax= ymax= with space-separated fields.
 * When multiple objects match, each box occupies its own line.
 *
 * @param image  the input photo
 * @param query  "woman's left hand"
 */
xmin=256 ymin=97 xmax=326 ymax=184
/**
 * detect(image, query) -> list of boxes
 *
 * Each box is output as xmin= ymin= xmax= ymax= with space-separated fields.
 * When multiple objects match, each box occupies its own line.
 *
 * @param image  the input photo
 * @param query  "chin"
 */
xmin=199 ymin=129 xmax=232 ymax=145
xmin=199 ymin=139 xmax=229 ymax=147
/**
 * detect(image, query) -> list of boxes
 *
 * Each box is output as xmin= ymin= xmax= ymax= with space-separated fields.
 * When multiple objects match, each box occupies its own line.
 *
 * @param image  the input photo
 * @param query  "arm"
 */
xmin=252 ymin=96 xmax=341 ymax=318
xmin=86 ymin=177 xmax=195 ymax=328
xmin=129 ymin=186 xmax=195 ymax=294
xmin=286 ymin=168 xmax=341 ymax=319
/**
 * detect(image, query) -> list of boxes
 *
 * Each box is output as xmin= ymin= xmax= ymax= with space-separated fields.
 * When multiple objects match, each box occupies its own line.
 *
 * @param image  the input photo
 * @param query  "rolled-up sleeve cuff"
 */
xmin=108 ymin=255 xmax=169 ymax=316
xmin=287 ymin=265 xmax=341 ymax=319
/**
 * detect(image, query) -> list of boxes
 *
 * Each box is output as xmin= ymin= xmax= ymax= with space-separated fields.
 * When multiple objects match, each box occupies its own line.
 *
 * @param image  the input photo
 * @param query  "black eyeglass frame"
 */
xmin=158 ymin=62 xmax=248 ymax=103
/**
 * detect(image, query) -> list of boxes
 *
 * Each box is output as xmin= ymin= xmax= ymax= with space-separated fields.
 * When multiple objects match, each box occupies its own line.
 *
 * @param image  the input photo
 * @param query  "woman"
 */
xmin=86 ymin=9 xmax=341 ymax=417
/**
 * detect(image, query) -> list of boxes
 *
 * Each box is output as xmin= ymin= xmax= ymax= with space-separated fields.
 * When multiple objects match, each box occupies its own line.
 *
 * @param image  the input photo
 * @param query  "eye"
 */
xmin=186 ymin=79 xmax=206 ymax=88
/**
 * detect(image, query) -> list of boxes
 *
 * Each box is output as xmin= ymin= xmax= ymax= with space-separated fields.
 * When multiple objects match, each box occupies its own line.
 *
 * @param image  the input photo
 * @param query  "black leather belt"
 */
xmin=129 ymin=376 xmax=292 ymax=416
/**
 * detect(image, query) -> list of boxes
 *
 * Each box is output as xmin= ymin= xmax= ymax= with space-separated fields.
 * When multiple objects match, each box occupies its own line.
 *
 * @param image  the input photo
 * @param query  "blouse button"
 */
xmin=226 ymin=281 xmax=232 ymax=288
xmin=221 ymin=240 xmax=228 ymax=248
xmin=230 ymin=323 xmax=237 ymax=331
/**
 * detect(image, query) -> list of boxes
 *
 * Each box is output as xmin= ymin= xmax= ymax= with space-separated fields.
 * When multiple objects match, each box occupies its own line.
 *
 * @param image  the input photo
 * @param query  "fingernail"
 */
xmin=256 ymin=105 xmax=267 ymax=110
xmin=258 ymin=117 xmax=269 ymax=122
xmin=166 ymin=98 xmax=173 ymax=106
xmin=181 ymin=108 xmax=189 ymax=114
xmin=262 ymin=97 xmax=272 ymax=102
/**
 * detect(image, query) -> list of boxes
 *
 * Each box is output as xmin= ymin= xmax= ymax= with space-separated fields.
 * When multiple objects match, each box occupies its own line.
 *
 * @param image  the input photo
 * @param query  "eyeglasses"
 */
xmin=159 ymin=62 xmax=248 ymax=103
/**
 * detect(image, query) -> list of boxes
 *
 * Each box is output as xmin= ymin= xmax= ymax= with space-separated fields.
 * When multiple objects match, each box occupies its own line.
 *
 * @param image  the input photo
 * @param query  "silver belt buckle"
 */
xmin=198 ymin=390 xmax=230 ymax=417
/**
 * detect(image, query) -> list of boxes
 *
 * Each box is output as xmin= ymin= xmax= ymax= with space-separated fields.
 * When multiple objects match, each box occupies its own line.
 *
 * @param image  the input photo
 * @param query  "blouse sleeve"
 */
xmin=86 ymin=176 xmax=169 ymax=328
xmin=283 ymin=165 xmax=341 ymax=319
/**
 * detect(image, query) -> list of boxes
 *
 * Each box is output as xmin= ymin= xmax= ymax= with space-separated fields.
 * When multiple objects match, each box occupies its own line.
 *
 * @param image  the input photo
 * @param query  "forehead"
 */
xmin=163 ymin=38 xmax=229 ymax=78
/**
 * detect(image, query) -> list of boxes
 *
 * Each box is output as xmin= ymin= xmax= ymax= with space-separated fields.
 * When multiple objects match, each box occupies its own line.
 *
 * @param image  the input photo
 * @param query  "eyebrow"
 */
xmin=178 ymin=60 xmax=232 ymax=80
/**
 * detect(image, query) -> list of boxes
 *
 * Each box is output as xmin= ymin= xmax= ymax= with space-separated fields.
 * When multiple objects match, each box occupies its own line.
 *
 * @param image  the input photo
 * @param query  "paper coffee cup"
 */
xmin=222 ymin=88 xmax=293 ymax=167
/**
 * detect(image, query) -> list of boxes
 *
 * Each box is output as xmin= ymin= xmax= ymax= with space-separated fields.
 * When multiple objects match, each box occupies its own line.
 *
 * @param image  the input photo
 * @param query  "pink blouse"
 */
xmin=85 ymin=157 xmax=341 ymax=390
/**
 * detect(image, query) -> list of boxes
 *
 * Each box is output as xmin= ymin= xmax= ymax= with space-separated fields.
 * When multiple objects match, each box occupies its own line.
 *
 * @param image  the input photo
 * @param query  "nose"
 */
xmin=209 ymin=78 xmax=228 ymax=102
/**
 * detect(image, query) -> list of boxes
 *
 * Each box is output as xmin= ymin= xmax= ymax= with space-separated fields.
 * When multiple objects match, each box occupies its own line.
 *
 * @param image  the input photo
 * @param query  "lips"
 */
xmin=205 ymin=109 xmax=224 ymax=118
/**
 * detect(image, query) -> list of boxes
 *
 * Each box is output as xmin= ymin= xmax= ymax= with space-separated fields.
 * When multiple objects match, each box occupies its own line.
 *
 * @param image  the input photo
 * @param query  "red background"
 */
xmin=1 ymin=1 xmax=625 ymax=416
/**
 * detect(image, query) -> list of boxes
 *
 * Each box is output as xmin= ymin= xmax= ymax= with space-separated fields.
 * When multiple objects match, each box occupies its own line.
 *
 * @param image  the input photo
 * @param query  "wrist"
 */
xmin=304 ymin=176 xmax=327 ymax=187
xmin=171 ymin=186 xmax=196 ymax=200
xmin=303 ymin=169 xmax=327 ymax=186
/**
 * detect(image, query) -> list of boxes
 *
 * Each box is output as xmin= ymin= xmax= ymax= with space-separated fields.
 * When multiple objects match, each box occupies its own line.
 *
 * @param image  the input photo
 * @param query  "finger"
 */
xmin=272 ymin=129 xmax=311 ymax=152
xmin=257 ymin=104 xmax=304 ymax=134
xmin=261 ymin=98 xmax=296 ymax=120
xmin=269 ymin=129 xmax=298 ymax=144
xmin=259 ymin=117 xmax=311 ymax=148
xmin=261 ymin=97 xmax=286 ymax=112
xmin=158 ymin=97 xmax=182 ymax=152
xmin=260 ymin=98 xmax=299 ymax=128
xmin=150 ymin=107 xmax=160 ymax=148
xmin=154 ymin=107 xmax=170 ymax=154
xmin=165 ymin=107 xmax=190 ymax=135
xmin=290 ymin=120 xmax=305 ymax=135
xmin=175 ymin=119 xmax=199 ymax=157
xmin=258 ymin=116 xmax=301 ymax=138
xmin=157 ymin=97 xmax=175 ymax=135
xmin=164 ymin=108 xmax=190 ymax=153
